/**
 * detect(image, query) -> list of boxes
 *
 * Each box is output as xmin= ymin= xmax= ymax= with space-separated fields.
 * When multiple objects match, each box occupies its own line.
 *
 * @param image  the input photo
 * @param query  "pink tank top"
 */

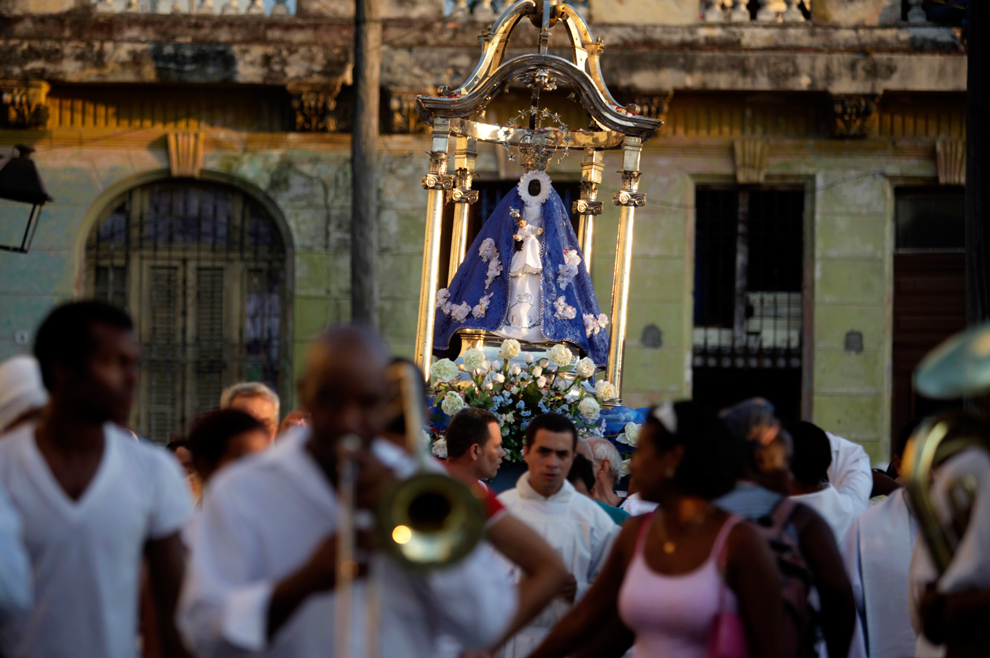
xmin=617 ymin=513 xmax=743 ymax=658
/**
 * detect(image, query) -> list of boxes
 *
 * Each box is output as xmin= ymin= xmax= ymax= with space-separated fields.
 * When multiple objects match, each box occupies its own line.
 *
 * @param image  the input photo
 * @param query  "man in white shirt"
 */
xmin=844 ymin=487 xmax=918 ymax=658
xmin=178 ymin=327 xmax=517 ymax=658
xmin=789 ymin=421 xmax=871 ymax=547
xmin=0 ymin=300 xmax=193 ymax=658
xmin=496 ymin=413 xmax=619 ymax=658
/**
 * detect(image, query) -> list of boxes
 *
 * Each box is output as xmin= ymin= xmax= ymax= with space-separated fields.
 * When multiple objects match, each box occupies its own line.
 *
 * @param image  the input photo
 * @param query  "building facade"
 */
xmin=0 ymin=0 xmax=967 ymax=458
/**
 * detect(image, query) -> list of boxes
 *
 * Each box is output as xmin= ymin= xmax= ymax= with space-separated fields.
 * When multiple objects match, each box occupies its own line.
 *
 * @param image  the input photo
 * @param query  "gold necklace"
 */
xmin=654 ymin=507 xmax=709 ymax=555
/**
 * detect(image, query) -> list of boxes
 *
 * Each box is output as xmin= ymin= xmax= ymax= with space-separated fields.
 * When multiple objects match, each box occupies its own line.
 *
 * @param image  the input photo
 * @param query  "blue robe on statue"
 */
xmin=433 ymin=177 xmax=610 ymax=367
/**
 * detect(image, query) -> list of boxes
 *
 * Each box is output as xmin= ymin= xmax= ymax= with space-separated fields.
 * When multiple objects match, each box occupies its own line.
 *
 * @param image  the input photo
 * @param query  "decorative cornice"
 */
xmin=831 ymin=94 xmax=881 ymax=139
xmin=0 ymin=80 xmax=50 ymax=130
xmin=733 ymin=138 xmax=768 ymax=184
xmin=935 ymin=137 xmax=965 ymax=186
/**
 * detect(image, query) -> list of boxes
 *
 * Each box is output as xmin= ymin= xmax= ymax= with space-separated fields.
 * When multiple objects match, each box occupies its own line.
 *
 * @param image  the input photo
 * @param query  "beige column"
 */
xmin=606 ymin=138 xmax=645 ymax=394
xmin=414 ymin=119 xmax=452 ymax=378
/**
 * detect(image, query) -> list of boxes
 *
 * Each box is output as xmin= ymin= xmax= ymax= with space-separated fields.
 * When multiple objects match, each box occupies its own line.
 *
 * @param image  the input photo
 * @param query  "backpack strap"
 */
xmin=769 ymin=496 xmax=799 ymax=533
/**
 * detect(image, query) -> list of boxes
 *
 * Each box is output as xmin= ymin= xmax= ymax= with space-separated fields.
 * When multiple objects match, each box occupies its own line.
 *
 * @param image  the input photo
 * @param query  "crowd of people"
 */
xmin=0 ymin=299 xmax=986 ymax=658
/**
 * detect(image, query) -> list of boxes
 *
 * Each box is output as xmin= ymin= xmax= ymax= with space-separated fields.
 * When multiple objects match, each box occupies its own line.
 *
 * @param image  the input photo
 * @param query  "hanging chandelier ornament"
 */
xmin=497 ymin=107 xmax=573 ymax=172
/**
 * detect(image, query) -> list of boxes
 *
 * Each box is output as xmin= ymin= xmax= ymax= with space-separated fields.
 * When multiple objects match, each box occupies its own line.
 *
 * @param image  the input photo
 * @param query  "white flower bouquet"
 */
xmin=427 ymin=342 xmax=616 ymax=462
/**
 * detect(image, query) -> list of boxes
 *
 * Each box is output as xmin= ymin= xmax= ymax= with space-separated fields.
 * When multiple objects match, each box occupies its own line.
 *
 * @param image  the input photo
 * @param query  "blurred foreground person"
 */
xmin=718 ymin=399 xmax=855 ymax=658
xmin=526 ymin=401 xmax=782 ymax=658
xmin=220 ymin=382 xmax=281 ymax=442
xmin=178 ymin=327 xmax=516 ymax=657
xmin=0 ymin=301 xmax=192 ymax=658
xmin=496 ymin=413 xmax=619 ymax=658
xmin=0 ymin=355 xmax=48 ymax=435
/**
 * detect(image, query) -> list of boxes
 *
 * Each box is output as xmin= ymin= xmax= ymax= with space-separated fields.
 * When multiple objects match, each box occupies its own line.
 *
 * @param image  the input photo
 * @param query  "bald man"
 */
xmin=178 ymin=327 xmax=516 ymax=657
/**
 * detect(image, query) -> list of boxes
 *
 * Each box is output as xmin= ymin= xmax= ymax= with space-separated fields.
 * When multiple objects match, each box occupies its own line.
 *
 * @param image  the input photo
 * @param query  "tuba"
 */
xmin=905 ymin=322 xmax=990 ymax=576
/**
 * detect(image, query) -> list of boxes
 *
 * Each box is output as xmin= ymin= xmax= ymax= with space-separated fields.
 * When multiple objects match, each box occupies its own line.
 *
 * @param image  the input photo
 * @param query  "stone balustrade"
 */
xmin=702 ymin=0 xmax=808 ymax=22
xmin=92 ymin=0 xmax=290 ymax=13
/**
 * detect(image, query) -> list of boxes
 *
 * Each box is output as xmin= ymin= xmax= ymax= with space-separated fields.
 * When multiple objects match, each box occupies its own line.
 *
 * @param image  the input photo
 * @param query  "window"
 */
xmin=86 ymin=181 xmax=289 ymax=442
xmin=692 ymin=186 xmax=805 ymax=420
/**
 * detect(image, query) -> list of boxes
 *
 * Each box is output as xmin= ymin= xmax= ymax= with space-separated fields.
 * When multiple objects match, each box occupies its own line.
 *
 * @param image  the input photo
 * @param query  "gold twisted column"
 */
xmin=606 ymin=138 xmax=646 ymax=393
xmin=414 ymin=120 xmax=452 ymax=378
xmin=574 ymin=149 xmax=605 ymax=275
xmin=447 ymin=136 xmax=479 ymax=283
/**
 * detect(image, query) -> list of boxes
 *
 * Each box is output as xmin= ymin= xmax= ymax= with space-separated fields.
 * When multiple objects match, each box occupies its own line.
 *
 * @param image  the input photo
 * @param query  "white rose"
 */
xmin=510 ymin=386 xmax=520 ymax=394
xmin=524 ymin=353 xmax=535 ymax=364
xmin=624 ymin=422 xmax=641 ymax=446
xmin=509 ymin=364 xmax=522 ymax=377
xmin=616 ymin=422 xmax=642 ymax=447
xmin=483 ymin=381 xmax=494 ymax=391
xmin=575 ymin=357 xmax=595 ymax=379
xmin=421 ymin=430 xmax=432 ymax=449
xmin=578 ymin=397 xmax=601 ymax=420
xmin=531 ymin=366 xmax=543 ymax=377
xmin=493 ymin=373 xmax=506 ymax=384
xmin=536 ymin=376 xmax=548 ymax=388
xmin=441 ymin=391 xmax=467 ymax=416
xmin=462 ymin=348 xmax=486 ymax=372
xmin=491 ymin=359 xmax=504 ymax=371
xmin=547 ymin=344 xmax=574 ymax=368
xmin=595 ymin=380 xmax=616 ymax=401
xmin=431 ymin=438 xmax=448 ymax=459
xmin=620 ymin=458 xmax=631 ymax=477
xmin=499 ymin=339 xmax=522 ymax=360
xmin=540 ymin=358 xmax=549 ymax=368
xmin=430 ymin=358 xmax=459 ymax=383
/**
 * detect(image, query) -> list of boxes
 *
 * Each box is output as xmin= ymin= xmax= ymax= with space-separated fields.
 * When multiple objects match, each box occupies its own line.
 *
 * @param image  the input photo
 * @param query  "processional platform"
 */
xmin=412 ymin=0 xmax=662 ymax=396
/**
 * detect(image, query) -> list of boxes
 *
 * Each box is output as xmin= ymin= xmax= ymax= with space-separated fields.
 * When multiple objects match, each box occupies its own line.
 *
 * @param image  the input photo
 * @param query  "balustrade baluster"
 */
xmin=907 ymin=0 xmax=926 ymax=23
xmin=703 ymin=0 xmax=725 ymax=22
xmin=782 ymin=0 xmax=804 ymax=21
xmin=726 ymin=0 xmax=749 ymax=22
xmin=756 ymin=0 xmax=786 ymax=21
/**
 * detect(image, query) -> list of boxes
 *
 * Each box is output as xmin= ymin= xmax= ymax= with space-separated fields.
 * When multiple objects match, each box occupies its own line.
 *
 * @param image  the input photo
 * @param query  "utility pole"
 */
xmin=351 ymin=0 xmax=381 ymax=326
xmin=966 ymin=0 xmax=989 ymax=324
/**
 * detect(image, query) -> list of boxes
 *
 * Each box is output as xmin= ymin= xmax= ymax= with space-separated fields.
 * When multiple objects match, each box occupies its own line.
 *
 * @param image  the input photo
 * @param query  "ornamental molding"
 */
xmin=936 ymin=137 xmax=965 ymax=186
xmin=287 ymin=81 xmax=344 ymax=133
xmin=0 ymin=80 xmax=50 ymax=130
xmin=572 ymin=199 xmax=604 ymax=215
xmin=831 ymin=94 xmax=880 ymax=139
xmin=167 ymin=132 xmax=204 ymax=178
xmin=733 ymin=138 xmax=768 ymax=184
xmin=390 ymin=91 xmax=429 ymax=134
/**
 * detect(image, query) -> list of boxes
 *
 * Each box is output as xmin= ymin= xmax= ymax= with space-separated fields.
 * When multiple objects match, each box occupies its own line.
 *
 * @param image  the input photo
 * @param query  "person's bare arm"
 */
xmin=792 ymin=505 xmax=855 ymax=658
xmin=485 ymin=513 xmax=569 ymax=649
xmin=725 ymin=522 xmax=784 ymax=658
xmin=524 ymin=516 xmax=643 ymax=658
xmin=144 ymin=532 xmax=194 ymax=658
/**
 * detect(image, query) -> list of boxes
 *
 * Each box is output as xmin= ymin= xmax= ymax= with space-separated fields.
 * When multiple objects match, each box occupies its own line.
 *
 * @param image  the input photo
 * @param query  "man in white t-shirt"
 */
xmin=178 ymin=327 xmax=517 ymax=657
xmin=0 ymin=300 xmax=193 ymax=658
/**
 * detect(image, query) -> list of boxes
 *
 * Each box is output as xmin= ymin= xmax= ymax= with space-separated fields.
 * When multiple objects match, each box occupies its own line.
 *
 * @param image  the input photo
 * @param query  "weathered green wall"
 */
xmin=0 ymin=136 xmax=940 ymax=461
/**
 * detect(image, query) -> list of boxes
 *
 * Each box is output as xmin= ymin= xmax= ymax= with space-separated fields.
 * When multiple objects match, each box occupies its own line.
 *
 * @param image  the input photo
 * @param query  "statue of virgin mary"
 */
xmin=434 ymin=170 xmax=610 ymax=367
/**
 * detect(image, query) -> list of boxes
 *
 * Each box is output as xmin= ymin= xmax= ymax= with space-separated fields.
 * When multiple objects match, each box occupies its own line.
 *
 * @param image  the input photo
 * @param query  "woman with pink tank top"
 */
xmin=524 ymin=401 xmax=784 ymax=658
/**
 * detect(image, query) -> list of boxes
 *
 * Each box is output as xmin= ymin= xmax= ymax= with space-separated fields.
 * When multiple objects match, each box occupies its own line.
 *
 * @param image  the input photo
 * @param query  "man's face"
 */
xmin=756 ymin=439 xmax=793 ymax=495
xmin=66 ymin=324 xmax=139 ymax=425
xmin=230 ymin=395 xmax=278 ymax=442
xmin=174 ymin=445 xmax=195 ymax=476
xmin=523 ymin=428 xmax=575 ymax=497
xmin=300 ymin=341 xmax=388 ymax=450
xmin=475 ymin=422 xmax=505 ymax=480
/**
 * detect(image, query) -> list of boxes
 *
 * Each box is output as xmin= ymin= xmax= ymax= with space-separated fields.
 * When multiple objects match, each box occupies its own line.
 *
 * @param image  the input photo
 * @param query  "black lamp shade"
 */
xmin=0 ymin=145 xmax=53 ymax=206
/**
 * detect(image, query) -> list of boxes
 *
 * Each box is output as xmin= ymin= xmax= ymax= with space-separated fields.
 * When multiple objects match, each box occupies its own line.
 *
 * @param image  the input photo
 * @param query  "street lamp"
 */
xmin=0 ymin=144 xmax=53 ymax=254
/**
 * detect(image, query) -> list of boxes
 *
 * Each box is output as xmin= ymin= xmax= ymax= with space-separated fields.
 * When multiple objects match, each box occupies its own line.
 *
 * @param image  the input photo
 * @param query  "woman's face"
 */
xmin=630 ymin=423 xmax=682 ymax=503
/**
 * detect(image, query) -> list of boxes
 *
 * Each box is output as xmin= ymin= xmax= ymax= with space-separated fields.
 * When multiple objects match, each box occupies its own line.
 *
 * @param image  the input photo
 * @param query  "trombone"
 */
xmin=334 ymin=360 xmax=487 ymax=657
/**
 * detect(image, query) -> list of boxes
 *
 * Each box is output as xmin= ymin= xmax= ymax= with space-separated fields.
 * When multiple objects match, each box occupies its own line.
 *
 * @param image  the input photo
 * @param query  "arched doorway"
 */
xmin=85 ymin=179 xmax=289 ymax=443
